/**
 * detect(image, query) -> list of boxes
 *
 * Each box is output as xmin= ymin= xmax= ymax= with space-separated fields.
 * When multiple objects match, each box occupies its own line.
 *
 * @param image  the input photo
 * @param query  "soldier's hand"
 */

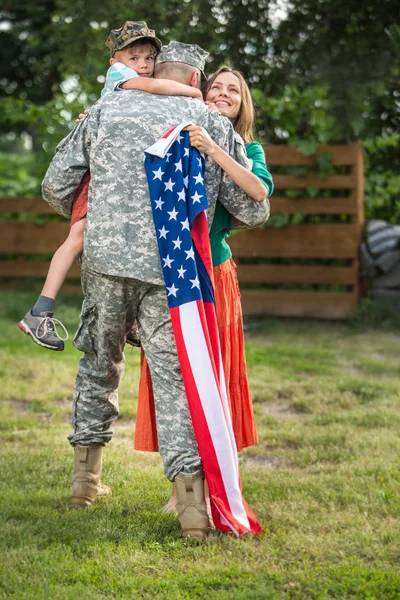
xmin=75 ymin=109 xmax=90 ymax=124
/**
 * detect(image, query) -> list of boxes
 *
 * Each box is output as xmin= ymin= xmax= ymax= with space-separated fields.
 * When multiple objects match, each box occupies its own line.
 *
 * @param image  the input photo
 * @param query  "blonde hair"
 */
xmin=204 ymin=67 xmax=255 ymax=143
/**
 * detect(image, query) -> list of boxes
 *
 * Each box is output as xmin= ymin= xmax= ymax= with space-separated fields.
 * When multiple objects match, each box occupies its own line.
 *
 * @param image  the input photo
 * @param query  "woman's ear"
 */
xmin=110 ymin=57 xmax=116 ymax=65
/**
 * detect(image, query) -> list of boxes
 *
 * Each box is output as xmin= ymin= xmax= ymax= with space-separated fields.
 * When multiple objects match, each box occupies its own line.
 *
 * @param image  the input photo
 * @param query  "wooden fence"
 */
xmin=230 ymin=142 xmax=364 ymax=319
xmin=0 ymin=142 xmax=364 ymax=319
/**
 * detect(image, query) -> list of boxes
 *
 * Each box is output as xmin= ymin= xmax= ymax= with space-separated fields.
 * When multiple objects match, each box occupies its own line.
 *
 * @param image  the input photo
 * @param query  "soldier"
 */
xmin=42 ymin=40 xmax=269 ymax=538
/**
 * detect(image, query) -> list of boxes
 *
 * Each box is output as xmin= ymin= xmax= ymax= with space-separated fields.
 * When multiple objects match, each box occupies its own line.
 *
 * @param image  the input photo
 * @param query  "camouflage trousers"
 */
xmin=68 ymin=265 xmax=201 ymax=481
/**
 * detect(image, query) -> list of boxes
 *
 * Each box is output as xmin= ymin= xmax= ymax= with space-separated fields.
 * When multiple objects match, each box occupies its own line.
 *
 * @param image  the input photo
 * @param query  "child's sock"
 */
xmin=32 ymin=295 xmax=55 ymax=316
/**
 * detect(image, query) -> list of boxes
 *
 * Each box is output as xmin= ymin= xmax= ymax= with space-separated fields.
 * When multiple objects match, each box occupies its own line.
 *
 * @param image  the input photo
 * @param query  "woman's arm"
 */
xmin=121 ymin=78 xmax=203 ymax=99
xmin=186 ymin=125 xmax=268 ymax=202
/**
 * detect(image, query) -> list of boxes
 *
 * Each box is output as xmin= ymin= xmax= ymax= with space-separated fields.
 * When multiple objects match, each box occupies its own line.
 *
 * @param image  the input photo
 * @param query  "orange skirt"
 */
xmin=70 ymin=172 xmax=90 ymax=226
xmin=134 ymin=257 xmax=258 ymax=453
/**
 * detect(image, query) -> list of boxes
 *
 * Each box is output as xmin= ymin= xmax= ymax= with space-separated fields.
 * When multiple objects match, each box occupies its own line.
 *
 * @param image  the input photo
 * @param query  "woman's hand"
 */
xmin=185 ymin=125 xmax=216 ymax=156
xmin=205 ymin=101 xmax=221 ymax=114
xmin=75 ymin=109 xmax=90 ymax=124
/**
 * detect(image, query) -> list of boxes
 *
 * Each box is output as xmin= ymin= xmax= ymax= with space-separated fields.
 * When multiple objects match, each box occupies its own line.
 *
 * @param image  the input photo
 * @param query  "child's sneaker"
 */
xmin=18 ymin=310 xmax=68 ymax=351
xmin=126 ymin=322 xmax=141 ymax=348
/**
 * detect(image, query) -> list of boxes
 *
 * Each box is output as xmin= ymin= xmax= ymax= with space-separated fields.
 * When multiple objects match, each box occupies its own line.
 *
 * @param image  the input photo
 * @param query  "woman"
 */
xmin=134 ymin=67 xmax=274 ymax=507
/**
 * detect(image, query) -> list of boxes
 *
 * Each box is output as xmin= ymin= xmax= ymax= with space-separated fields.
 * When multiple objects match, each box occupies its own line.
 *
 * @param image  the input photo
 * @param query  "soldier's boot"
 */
xmin=175 ymin=469 xmax=210 ymax=539
xmin=70 ymin=444 xmax=112 ymax=509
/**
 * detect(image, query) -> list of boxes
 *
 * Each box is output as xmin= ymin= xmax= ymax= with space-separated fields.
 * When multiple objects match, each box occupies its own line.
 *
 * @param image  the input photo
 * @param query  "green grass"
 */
xmin=0 ymin=291 xmax=400 ymax=599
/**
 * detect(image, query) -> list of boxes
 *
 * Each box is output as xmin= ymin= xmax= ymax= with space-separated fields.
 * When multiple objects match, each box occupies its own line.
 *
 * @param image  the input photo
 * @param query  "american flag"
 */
xmin=144 ymin=126 xmax=262 ymax=536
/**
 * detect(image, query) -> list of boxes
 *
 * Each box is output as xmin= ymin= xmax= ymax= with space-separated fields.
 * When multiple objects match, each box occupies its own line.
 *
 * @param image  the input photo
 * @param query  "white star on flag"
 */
xmin=167 ymin=207 xmax=179 ymax=220
xmin=164 ymin=178 xmax=176 ymax=192
xmin=172 ymin=237 xmax=183 ymax=249
xmin=183 ymin=147 xmax=189 ymax=157
xmin=177 ymin=134 xmax=184 ymax=142
xmin=177 ymin=265 xmax=186 ymax=278
xmin=193 ymin=173 xmax=204 ymax=185
xmin=166 ymin=283 xmax=179 ymax=297
xmin=165 ymin=152 xmax=172 ymax=163
xmin=158 ymin=226 xmax=169 ymax=239
xmin=153 ymin=167 xmax=164 ymax=181
xmin=177 ymin=189 xmax=186 ymax=202
xmin=183 ymin=176 xmax=189 ymax=188
xmin=190 ymin=276 xmax=200 ymax=289
xmin=155 ymin=197 xmax=164 ymax=210
xmin=185 ymin=247 xmax=195 ymax=260
xmin=191 ymin=191 xmax=203 ymax=203
xmin=197 ymin=157 xmax=202 ymax=167
xmin=175 ymin=160 xmax=183 ymax=172
xmin=181 ymin=218 xmax=190 ymax=231
xmin=162 ymin=254 xmax=174 ymax=268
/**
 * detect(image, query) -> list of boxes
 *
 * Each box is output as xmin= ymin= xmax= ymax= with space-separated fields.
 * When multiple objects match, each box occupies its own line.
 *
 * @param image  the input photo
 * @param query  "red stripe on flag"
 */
xmin=191 ymin=211 xmax=214 ymax=283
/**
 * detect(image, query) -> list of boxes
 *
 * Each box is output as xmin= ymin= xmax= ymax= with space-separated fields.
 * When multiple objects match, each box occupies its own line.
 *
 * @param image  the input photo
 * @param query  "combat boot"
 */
xmin=175 ymin=469 xmax=210 ymax=538
xmin=70 ymin=444 xmax=112 ymax=509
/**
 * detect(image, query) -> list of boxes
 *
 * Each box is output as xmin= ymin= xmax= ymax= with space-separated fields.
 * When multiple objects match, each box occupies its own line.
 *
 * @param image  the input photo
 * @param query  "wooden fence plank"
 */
xmin=273 ymin=174 xmax=355 ymax=190
xmin=229 ymin=224 xmax=359 ymax=259
xmin=236 ymin=265 xmax=357 ymax=285
xmin=0 ymin=260 xmax=80 ymax=278
xmin=271 ymin=196 xmax=357 ymax=215
xmin=0 ymin=197 xmax=54 ymax=214
xmin=239 ymin=290 xmax=357 ymax=319
xmin=0 ymin=222 xmax=70 ymax=253
xmin=264 ymin=144 xmax=359 ymax=166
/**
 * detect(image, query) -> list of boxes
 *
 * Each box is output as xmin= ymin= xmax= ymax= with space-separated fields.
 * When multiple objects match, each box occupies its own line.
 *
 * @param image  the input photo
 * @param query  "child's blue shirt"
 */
xmin=101 ymin=62 xmax=139 ymax=96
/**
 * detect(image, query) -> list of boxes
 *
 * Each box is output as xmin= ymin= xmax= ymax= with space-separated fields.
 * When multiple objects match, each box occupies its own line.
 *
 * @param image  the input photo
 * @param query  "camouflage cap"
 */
xmin=105 ymin=21 xmax=162 ymax=57
xmin=156 ymin=41 xmax=209 ymax=77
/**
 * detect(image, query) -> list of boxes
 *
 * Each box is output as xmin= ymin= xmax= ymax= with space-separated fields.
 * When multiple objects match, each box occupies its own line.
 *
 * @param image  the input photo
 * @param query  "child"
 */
xmin=18 ymin=21 xmax=203 ymax=351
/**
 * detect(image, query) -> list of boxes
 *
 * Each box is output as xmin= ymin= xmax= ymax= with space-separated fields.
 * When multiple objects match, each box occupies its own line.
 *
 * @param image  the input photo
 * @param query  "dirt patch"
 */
xmin=245 ymin=455 xmax=285 ymax=469
xmin=112 ymin=418 xmax=136 ymax=443
xmin=261 ymin=400 xmax=301 ymax=419
xmin=8 ymin=400 xmax=30 ymax=411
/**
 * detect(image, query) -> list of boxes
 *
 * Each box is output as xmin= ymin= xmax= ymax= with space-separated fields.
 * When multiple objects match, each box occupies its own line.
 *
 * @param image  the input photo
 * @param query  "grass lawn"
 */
xmin=0 ymin=290 xmax=399 ymax=599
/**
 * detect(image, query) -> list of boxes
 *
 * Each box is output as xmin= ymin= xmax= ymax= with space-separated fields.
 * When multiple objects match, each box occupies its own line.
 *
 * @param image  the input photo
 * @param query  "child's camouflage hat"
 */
xmin=156 ymin=41 xmax=209 ymax=77
xmin=105 ymin=21 xmax=162 ymax=57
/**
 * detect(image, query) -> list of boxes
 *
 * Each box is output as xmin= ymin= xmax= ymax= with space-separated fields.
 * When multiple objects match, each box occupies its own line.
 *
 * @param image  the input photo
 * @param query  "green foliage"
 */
xmin=1 ymin=1 xmax=399 ymax=225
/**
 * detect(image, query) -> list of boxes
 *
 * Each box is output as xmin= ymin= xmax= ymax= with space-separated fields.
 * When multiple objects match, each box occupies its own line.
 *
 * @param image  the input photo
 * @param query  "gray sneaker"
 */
xmin=18 ymin=310 xmax=68 ymax=351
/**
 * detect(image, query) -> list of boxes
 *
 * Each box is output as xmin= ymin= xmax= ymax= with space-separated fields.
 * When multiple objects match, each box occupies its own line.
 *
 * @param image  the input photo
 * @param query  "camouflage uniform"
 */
xmin=42 ymin=42 xmax=269 ymax=481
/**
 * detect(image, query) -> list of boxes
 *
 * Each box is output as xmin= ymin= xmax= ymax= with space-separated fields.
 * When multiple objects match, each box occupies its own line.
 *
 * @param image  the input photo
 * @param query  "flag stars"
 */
xmin=185 ymin=247 xmax=195 ymax=260
xmin=167 ymin=283 xmax=179 ymax=297
xmin=165 ymin=152 xmax=172 ymax=163
xmin=162 ymin=255 xmax=174 ymax=268
xmin=177 ymin=189 xmax=186 ymax=202
xmin=164 ymin=178 xmax=176 ymax=192
xmin=153 ymin=167 xmax=164 ymax=181
xmin=177 ymin=265 xmax=186 ymax=278
xmin=183 ymin=147 xmax=189 ymax=157
xmin=158 ymin=226 xmax=169 ymax=239
xmin=172 ymin=236 xmax=183 ymax=250
xmin=154 ymin=197 xmax=164 ymax=210
xmin=167 ymin=207 xmax=179 ymax=221
xmin=191 ymin=191 xmax=203 ymax=204
xmin=183 ymin=176 xmax=189 ymax=188
xmin=193 ymin=172 xmax=204 ymax=185
xmin=181 ymin=218 xmax=190 ymax=231
xmin=197 ymin=157 xmax=202 ymax=167
xmin=174 ymin=160 xmax=183 ymax=172
xmin=190 ymin=276 xmax=200 ymax=289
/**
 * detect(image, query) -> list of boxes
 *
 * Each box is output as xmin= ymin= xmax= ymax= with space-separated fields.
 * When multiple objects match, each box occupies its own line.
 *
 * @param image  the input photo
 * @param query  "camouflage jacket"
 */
xmin=42 ymin=91 xmax=269 ymax=284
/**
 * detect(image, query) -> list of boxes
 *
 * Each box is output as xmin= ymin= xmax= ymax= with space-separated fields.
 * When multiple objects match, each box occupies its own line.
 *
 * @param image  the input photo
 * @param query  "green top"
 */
xmin=210 ymin=141 xmax=274 ymax=267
